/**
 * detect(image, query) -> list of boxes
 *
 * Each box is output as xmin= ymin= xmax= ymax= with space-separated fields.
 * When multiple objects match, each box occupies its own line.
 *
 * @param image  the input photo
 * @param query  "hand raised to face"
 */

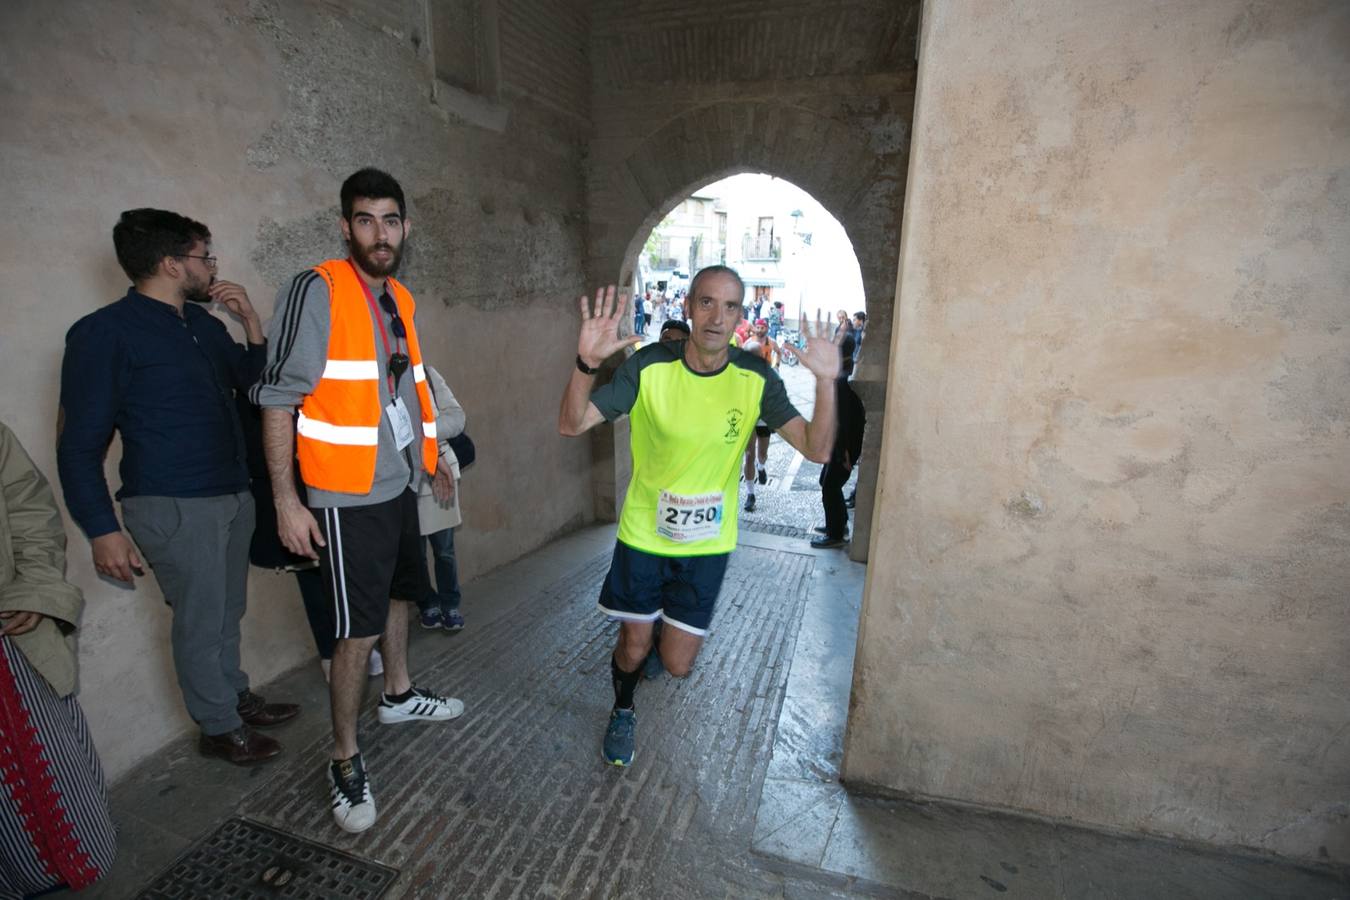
xmin=208 ymin=280 xmax=258 ymax=322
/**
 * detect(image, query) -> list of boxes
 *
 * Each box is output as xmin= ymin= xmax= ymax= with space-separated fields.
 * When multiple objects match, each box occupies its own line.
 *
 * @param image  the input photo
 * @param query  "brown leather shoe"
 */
xmin=198 ymin=725 xmax=282 ymax=765
xmin=237 ymin=690 xmax=301 ymax=727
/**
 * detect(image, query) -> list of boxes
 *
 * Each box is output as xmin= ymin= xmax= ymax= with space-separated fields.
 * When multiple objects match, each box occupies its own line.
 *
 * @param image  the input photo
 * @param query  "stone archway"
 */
xmin=586 ymin=99 xmax=911 ymax=561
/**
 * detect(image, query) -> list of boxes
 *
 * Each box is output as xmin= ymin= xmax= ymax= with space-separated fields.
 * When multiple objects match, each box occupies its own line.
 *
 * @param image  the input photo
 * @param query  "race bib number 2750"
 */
xmin=655 ymin=490 xmax=724 ymax=543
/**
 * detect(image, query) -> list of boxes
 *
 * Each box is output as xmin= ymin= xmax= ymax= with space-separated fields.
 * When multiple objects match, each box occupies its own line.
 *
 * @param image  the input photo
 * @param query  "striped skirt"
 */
xmin=0 ymin=636 xmax=116 ymax=897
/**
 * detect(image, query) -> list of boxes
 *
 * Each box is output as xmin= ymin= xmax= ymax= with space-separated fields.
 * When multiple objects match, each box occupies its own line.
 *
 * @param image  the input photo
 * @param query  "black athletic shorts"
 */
xmin=312 ymin=489 xmax=430 ymax=639
xmin=753 ymin=423 xmax=772 ymax=438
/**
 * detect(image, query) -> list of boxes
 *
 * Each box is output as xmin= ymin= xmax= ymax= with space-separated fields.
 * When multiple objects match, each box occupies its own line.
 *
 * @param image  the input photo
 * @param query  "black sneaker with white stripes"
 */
xmin=376 ymin=686 xmax=465 ymax=725
xmin=328 ymin=753 xmax=376 ymax=834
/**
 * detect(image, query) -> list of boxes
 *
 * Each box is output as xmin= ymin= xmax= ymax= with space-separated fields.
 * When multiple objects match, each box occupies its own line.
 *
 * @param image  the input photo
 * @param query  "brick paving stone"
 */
xmin=235 ymin=545 xmax=859 ymax=898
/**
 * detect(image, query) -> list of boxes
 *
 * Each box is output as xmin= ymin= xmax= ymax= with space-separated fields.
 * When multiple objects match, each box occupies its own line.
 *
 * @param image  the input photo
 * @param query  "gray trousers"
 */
xmin=122 ymin=492 xmax=253 ymax=736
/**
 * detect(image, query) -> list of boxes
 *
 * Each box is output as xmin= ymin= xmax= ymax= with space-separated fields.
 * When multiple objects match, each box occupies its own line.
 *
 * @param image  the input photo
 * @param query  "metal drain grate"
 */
xmin=137 ymin=817 xmax=398 ymax=899
xmin=740 ymin=521 xmax=813 ymax=540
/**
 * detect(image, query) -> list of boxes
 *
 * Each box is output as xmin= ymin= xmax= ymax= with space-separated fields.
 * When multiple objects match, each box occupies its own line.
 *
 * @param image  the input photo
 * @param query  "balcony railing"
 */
xmin=742 ymin=235 xmax=781 ymax=260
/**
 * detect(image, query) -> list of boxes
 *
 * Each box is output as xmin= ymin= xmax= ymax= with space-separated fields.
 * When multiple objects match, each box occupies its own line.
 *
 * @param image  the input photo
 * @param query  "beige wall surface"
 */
xmin=0 ymin=0 xmax=593 ymax=779
xmin=848 ymin=0 xmax=1350 ymax=862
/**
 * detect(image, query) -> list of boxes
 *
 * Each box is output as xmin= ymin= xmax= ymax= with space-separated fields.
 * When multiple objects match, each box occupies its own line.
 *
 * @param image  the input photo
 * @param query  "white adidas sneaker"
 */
xmin=328 ymin=753 xmax=377 ymax=834
xmin=376 ymin=686 xmax=465 ymax=725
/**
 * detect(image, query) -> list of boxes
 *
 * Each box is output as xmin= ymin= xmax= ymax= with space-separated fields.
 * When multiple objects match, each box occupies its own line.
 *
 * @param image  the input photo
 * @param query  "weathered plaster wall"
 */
xmin=846 ymin=0 xmax=1350 ymax=862
xmin=0 ymin=0 xmax=592 ymax=779
xmin=584 ymin=0 xmax=921 ymax=557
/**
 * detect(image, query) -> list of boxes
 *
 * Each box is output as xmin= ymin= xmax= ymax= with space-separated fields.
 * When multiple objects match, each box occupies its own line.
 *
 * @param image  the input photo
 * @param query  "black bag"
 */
xmin=448 ymin=431 xmax=476 ymax=470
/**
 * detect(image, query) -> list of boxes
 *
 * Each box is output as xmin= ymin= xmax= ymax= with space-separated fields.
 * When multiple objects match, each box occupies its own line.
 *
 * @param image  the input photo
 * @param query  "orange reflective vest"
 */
xmin=295 ymin=258 xmax=437 ymax=495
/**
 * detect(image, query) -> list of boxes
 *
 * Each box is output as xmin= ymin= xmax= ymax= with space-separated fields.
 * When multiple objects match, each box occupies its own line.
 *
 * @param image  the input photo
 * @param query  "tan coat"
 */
xmin=0 ymin=422 xmax=84 ymax=696
xmin=417 ymin=365 xmax=465 ymax=536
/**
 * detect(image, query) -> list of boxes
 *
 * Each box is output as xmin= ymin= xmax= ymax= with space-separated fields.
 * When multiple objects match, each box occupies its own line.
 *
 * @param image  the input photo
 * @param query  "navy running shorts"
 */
xmin=596 ymin=541 xmax=730 ymax=636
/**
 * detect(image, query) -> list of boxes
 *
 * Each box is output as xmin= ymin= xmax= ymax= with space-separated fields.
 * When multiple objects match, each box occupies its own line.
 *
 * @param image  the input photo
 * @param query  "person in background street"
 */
xmin=558 ymin=267 xmax=839 ymax=768
xmin=834 ymin=308 xmax=850 ymax=339
xmin=733 ymin=317 xmax=751 ymax=346
xmin=768 ymin=301 xmax=785 ymax=339
xmin=812 ymin=375 xmax=866 ymax=549
xmin=0 ymin=422 xmax=117 ymax=896
xmin=748 ymin=319 xmax=780 ymax=368
xmin=658 ymin=319 xmax=690 ymax=343
xmin=634 ymin=293 xmax=647 ymax=336
xmin=851 ymin=311 xmax=867 ymax=376
xmin=417 ymin=364 xmax=467 ymax=633
xmin=57 ymin=208 xmax=299 ymax=768
xmin=844 ymin=310 xmax=868 ymax=508
xmin=251 ymin=168 xmax=463 ymax=834
xmin=833 ymin=309 xmax=857 ymax=379
xmin=741 ymin=320 xmax=781 ymax=513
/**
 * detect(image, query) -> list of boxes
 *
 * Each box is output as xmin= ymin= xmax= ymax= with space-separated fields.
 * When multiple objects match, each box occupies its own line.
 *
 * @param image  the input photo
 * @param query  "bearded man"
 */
xmin=250 ymin=168 xmax=462 ymax=834
xmin=57 ymin=208 xmax=300 ymax=767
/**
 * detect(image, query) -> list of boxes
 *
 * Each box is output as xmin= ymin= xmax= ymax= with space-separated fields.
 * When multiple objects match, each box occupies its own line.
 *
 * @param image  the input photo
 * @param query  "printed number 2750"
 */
xmin=664 ymin=507 xmax=718 ymax=525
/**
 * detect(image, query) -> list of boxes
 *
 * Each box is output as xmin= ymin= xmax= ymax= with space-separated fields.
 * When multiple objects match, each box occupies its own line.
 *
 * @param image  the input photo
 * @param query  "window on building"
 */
xmin=428 ymin=0 xmax=499 ymax=99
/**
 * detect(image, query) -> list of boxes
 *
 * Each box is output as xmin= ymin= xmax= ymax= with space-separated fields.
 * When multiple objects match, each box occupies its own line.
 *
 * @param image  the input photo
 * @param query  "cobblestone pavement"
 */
xmin=234 ymin=544 xmax=857 ymax=898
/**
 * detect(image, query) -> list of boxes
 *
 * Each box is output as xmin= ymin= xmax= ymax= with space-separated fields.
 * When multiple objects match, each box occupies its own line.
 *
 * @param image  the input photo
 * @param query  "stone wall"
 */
xmin=584 ymin=0 xmax=921 ymax=557
xmin=0 ymin=0 xmax=593 ymax=779
xmin=845 ymin=0 xmax=1350 ymax=863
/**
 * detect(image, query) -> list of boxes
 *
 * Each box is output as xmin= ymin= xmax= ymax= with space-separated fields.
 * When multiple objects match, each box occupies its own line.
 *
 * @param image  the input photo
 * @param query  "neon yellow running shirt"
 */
xmin=590 ymin=340 xmax=800 ymax=556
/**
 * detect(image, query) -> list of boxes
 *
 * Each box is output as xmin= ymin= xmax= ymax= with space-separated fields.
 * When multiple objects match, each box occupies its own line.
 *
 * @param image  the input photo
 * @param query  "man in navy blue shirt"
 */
xmin=57 ymin=208 xmax=300 ymax=765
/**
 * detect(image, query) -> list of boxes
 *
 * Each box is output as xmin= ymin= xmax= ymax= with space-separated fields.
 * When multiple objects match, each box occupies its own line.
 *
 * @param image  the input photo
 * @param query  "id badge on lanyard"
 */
xmin=351 ymin=260 xmax=416 ymax=452
xmin=387 ymin=397 xmax=415 ymax=450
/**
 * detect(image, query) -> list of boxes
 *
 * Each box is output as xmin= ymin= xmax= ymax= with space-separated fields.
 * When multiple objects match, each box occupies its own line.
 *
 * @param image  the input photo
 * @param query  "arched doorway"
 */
xmin=585 ymin=100 xmax=909 ymax=563
xmin=623 ymin=173 xmax=867 ymax=543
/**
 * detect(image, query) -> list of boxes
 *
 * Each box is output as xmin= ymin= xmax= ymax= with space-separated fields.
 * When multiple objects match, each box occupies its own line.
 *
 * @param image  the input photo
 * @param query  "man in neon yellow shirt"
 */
xmin=559 ymin=265 xmax=839 ymax=766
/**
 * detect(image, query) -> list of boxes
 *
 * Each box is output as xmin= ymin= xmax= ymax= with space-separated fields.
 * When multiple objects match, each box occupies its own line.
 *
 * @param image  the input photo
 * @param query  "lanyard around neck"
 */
xmin=348 ymin=259 xmax=403 ymax=393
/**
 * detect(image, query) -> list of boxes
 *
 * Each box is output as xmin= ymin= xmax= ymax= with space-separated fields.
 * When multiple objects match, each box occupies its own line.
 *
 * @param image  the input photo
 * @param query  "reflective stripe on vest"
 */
xmin=322 ymin=359 xmax=381 ymax=381
xmin=296 ymin=412 xmax=379 ymax=446
xmin=296 ymin=259 xmax=438 ymax=495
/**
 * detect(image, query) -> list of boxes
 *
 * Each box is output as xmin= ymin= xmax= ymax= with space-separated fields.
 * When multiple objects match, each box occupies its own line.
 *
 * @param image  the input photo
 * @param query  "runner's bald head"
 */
xmin=689 ymin=265 xmax=745 ymax=304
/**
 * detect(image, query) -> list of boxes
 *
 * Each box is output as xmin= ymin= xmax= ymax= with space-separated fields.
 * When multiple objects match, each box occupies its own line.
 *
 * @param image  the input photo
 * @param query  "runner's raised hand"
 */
xmin=780 ymin=308 xmax=841 ymax=381
xmin=577 ymin=285 xmax=642 ymax=368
